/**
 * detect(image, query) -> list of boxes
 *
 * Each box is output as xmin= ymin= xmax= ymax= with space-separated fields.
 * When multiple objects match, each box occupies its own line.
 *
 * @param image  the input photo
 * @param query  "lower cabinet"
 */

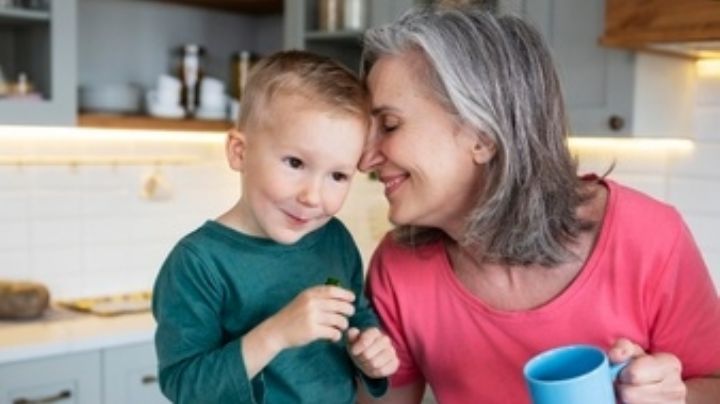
xmin=0 ymin=351 xmax=102 ymax=404
xmin=103 ymin=342 xmax=169 ymax=404
xmin=0 ymin=342 xmax=167 ymax=404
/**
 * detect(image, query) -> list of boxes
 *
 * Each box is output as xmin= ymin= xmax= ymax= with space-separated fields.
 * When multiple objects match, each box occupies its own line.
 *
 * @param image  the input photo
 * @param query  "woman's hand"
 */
xmin=347 ymin=327 xmax=399 ymax=379
xmin=609 ymin=338 xmax=687 ymax=403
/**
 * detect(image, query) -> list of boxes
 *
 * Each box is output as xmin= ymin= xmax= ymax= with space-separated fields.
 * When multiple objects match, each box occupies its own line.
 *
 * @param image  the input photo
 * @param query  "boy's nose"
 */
xmin=298 ymin=180 xmax=322 ymax=207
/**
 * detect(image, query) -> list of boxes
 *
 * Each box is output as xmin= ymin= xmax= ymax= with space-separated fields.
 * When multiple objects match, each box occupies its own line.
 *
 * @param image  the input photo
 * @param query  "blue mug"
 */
xmin=523 ymin=344 xmax=627 ymax=404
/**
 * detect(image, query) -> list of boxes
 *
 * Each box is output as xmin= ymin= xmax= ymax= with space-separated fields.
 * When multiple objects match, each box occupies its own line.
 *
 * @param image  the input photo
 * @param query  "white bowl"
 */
xmin=146 ymin=90 xmax=185 ymax=119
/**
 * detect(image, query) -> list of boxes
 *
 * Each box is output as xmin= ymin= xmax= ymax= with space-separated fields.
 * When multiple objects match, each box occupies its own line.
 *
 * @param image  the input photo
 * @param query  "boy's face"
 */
xmin=227 ymin=97 xmax=366 ymax=244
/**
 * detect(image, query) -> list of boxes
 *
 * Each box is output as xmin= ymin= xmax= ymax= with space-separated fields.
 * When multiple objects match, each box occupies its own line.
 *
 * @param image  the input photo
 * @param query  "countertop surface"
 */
xmin=0 ymin=305 xmax=155 ymax=365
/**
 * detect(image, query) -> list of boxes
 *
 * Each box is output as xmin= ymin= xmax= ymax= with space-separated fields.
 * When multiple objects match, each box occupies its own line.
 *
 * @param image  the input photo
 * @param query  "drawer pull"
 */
xmin=13 ymin=389 xmax=72 ymax=404
xmin=142 ymin=375 xmax=158 ymax=384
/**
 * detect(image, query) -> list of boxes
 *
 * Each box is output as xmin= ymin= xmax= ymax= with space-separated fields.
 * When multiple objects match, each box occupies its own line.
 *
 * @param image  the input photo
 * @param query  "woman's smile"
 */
xmin=379 ymin=173 xmax=410 ymax=197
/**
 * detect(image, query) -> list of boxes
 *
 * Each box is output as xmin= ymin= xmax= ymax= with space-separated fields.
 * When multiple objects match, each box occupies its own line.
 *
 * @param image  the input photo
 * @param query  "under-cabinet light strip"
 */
xmin=0 ymin=126 xmax=227 ymax=144
xmin=567 ymin=137 xmax=694 ymax=154
xmin=0 ymin=155 xmax=201 ymax=166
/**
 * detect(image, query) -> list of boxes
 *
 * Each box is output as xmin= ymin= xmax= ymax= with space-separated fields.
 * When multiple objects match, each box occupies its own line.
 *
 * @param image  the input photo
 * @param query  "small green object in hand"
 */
xmin=325 ymin=277 xmax=341 ymax=287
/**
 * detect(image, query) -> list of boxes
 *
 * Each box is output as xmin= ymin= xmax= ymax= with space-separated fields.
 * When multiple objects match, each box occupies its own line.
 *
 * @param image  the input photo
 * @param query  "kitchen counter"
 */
xmin=0 ymin=306 xmax=155 ymax=365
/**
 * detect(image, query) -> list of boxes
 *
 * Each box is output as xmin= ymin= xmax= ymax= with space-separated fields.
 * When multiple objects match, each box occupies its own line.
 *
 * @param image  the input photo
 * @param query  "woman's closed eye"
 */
xmin=382 ymin=124 xmax=398 ymax=133
xmin=283 ymin=156 xmax=304 ymax=169
xmin=379 ymin=116 xmax=400 ymax=134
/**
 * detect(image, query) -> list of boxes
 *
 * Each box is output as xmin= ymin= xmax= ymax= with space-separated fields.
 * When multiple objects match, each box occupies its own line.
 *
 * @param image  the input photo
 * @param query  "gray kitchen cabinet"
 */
xmin=504 ymin=0 xmax=635 ymax=136
xmin=284 ymin=0 xmax=429 ymax=72
xmin=0 ymin=0 xmax=77 ymax=126
xmin=0 ymin=351 xmax=102 ymax=404
xmin=103 ymin=342 xmax=168 ymax=404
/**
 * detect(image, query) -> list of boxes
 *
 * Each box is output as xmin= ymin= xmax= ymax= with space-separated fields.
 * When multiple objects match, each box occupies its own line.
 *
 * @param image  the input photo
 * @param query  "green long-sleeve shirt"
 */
xmin=153 ymin=218 xmax=387 ymax=403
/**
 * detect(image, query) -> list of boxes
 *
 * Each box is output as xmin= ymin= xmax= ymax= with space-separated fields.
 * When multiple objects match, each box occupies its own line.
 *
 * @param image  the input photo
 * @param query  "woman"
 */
xmin=358 ymin=5 xmax=720 ymax=404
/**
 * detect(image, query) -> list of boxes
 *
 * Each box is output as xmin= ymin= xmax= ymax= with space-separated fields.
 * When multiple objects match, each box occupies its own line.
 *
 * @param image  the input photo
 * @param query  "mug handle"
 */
xmin=610 ymin=360 xmax=629 ymax=381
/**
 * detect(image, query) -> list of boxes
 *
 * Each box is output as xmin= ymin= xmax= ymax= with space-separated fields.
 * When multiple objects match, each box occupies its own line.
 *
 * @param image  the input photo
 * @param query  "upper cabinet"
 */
xmin=509 ymin=0 xmax=635 ymax=136
xmin=601 ymin=0 xmax=720 ymax=58
xmin=283 ymin=0 xmax=429 ymax=72
xmin=0 ymin=1 xmax=77 ymax=126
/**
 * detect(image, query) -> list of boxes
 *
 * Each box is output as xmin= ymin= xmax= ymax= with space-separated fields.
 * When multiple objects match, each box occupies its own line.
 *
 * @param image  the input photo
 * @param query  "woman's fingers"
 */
xmin=609 ymin=338 xmax=686 ymax=404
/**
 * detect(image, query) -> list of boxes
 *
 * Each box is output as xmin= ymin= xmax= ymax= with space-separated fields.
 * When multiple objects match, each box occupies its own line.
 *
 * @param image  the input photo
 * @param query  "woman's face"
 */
xmin=360 ymin=53 xmax=491 ymax=238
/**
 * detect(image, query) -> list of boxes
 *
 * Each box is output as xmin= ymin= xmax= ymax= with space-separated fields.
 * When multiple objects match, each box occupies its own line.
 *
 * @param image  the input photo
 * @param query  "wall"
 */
xmin=0 ymin=57 xmax=718 ymax=299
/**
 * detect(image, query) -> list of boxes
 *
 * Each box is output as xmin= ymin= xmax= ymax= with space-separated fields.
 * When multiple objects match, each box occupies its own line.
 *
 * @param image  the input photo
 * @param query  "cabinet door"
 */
xmin=0 ymin=0 xmax=77 ymax=125
xmin=0 ymin=351 xmax=102 ymax=404
xmin=103 ymin=342 xmax=169 ymax=404
xmin=518 ymin=0 xmax=635 ymax=136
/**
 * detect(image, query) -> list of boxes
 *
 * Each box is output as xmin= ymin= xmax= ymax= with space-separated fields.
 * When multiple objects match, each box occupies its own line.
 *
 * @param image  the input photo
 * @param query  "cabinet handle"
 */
xmin=13 ymin=389 xmax=72 ymax=404
xmin=608 ymin=115 xmax=625 ymax=131
xmin=142 ymin=374 xmax=158 ymax=384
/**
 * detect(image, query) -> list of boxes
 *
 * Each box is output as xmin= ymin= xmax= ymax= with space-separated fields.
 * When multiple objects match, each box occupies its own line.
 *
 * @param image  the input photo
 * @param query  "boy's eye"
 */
xmin=283 ymin=156 xmax=303 ymax=169
xmin=332 ymin=172 xmax=349 ymax=182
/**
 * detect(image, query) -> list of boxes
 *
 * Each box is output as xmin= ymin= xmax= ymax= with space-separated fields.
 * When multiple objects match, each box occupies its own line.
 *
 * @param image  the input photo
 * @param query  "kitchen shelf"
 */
xmin=145 ymin=0 xmax=282 ymax=14
xmin=78 ymin=113 xmax=233 ymax=132
xmin=0 ymin=7 xmax=50 ymax=24
xmin=305 ymin=30 xmax=364 ymax=41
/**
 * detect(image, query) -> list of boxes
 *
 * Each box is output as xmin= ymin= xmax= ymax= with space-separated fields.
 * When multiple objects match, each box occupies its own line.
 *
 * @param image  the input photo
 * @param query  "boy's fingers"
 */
xmin=346 ymin=327 xmax=360 ymax=343
xmin=325 ymin=300 xmax=355 ymax=317
xmin=349 ymin=328 xmax=382 ymax=355
xmin=322 ymin=285 xmax=356 ymax=302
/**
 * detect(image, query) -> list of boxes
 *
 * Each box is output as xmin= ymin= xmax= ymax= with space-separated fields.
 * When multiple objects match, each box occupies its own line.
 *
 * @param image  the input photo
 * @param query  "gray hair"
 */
xmin=362 ymin=5 xmax=590 ymax=266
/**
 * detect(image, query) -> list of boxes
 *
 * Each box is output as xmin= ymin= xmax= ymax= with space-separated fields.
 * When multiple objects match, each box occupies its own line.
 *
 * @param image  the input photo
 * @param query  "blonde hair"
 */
xmin=238 ymin=50 xmax=369 ymax=132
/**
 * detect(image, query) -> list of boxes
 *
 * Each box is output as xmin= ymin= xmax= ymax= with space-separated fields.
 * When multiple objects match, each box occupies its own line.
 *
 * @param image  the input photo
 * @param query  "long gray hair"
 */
xmin=362 ymin=5 xmax=590 ymax=266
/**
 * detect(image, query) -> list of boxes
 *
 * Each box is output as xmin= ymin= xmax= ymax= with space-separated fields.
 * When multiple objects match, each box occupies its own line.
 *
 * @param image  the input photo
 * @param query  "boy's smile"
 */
xmin=223 ymin=95 xmax=367 ymax=244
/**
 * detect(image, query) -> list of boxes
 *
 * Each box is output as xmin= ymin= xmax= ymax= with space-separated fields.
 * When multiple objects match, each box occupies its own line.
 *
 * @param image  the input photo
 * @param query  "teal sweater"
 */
xmin=152 ymin=218 xmax=386 ymax=403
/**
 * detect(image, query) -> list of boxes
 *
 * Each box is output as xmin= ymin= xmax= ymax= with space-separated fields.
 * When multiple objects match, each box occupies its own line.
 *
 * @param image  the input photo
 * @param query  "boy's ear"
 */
xmin=226 ymin=129 xmax=247 ymax=172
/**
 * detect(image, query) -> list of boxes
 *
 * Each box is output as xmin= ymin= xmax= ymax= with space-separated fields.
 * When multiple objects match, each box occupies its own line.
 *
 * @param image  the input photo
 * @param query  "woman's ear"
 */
xmin=459 ymin=125 xmax=496 ymax=165
xmin=226 ymin=129 xmax=247 ymax=172
xmin=471 ymin=138 xmax=496 ymax=165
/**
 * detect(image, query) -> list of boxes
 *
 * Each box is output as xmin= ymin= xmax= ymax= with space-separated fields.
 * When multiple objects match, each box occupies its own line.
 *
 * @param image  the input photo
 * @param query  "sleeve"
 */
xmin=366 ymin=236 xmax=425 ymax=388
xmin=152 ymin=243 xmax=264 ymax=404
xmin=645 ymin=217 xmax=720 ymax=378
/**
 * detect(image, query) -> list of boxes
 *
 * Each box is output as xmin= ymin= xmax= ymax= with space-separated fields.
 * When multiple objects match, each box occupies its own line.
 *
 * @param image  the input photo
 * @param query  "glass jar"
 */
xmin=318 ymin=0 xmax=343 ymax=32
xmin=230 ymin=51 xmax=258 ymax=101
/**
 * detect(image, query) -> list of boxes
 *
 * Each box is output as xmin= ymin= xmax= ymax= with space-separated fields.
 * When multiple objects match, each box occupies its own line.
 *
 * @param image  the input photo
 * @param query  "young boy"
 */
xmin=152 ymin=51 xmax=398 ymax=403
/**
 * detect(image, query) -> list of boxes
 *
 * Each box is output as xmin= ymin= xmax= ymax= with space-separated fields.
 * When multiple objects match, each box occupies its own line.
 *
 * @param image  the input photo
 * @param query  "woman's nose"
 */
xmin=358 ymin=136 xmax=384 ymax=173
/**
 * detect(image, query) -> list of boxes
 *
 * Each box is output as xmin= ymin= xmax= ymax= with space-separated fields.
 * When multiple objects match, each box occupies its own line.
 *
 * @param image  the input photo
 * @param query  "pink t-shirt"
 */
xmin=367 ymin=179 xmax=720 ymax=403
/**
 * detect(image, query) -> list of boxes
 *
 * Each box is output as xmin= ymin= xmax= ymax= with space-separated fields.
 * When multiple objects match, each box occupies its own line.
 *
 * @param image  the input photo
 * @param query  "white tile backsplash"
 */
xmin=2 ymin=136 xmax=719 ymax=297
xmin=696 ymin=76 xmax=720 ymax=106
xmin=694 ymin=106 xmax=720 ymax=141
xmin=0 ymin=193 xmax=28 ymax=222
xmin=667 ymin=177 xmax=720 ymax=215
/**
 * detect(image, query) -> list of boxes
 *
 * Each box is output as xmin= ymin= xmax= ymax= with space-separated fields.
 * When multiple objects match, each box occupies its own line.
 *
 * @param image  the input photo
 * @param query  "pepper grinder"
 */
xmin=179 ymin=44 xmax=204 ymax=117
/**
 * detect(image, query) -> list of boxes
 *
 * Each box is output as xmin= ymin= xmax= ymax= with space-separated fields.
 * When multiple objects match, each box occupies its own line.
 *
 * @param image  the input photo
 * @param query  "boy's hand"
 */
xmin=347 ymin=327 xmax=399 ymax=379
xmin=266 ymin=285 xmax=356 ymax=351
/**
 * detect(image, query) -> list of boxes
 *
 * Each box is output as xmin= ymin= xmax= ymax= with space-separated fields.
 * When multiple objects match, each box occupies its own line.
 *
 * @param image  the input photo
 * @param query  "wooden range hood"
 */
xmin=601 ymin=0 xmax=720 ymax=58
